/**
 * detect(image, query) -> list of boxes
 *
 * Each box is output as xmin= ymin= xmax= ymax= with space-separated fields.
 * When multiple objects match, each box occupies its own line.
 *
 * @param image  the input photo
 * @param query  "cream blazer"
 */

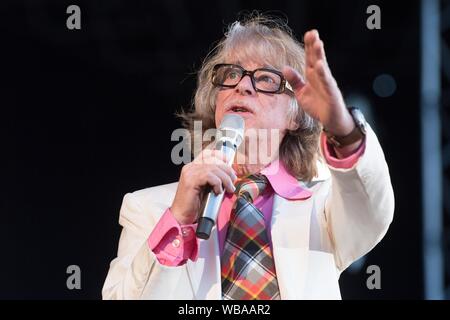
xmin=102 ymin=126 xmax=394 ymax=299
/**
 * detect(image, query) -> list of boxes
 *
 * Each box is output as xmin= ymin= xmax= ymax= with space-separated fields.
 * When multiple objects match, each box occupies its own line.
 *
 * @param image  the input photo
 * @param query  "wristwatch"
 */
xmin=323 ymin=106 xmax=367 ymax=148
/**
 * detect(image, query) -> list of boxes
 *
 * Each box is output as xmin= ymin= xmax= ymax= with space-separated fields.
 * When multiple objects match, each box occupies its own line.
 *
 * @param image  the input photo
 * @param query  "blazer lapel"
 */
xmin=184 ymin=161 xmax=326 ymax=300
xmin=270 ymin=193 xmax=314 ymax=299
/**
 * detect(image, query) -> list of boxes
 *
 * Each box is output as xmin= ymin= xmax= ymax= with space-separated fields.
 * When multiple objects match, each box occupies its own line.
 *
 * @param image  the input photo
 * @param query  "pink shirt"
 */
xmin=147 ymin=134 xmax=366 ymax=266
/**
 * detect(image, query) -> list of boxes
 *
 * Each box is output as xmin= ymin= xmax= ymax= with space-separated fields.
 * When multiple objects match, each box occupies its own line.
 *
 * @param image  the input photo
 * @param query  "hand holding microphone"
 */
xmin=170 ymin=115 xmax=244 ymax=234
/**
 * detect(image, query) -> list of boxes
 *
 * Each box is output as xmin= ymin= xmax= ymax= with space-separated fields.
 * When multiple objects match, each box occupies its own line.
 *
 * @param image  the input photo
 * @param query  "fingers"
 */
xmin=304 ymin=29 xmax=327 ymax=69
xmin=182 ymin=162 xmax=237 ymax=195
xmin=314 ymin=39 xmax=326 ymax=63
xmin=197 ymin=164 xmax=236 ymax=195
xmin=205 ymin=172 xmax=224 ymax=195
xmin=304 ymin=30 xmax=315 ymax=68
xmin=282 ymin=66 xmax=305 ymax=92
xmin=315 ymin=59 xmax=329 ymax=80
xmin=207 ymin=167 xmax=236 ymax=194
xmin=211 ymin=162 xmax=238 ymax=185
xmin=284 ymin=30 xmax=329 ymax=95
xmin=189 ymin=148 xmax=238 ymax=195
xmin=193 ymin=149 xmax=228 ymax=164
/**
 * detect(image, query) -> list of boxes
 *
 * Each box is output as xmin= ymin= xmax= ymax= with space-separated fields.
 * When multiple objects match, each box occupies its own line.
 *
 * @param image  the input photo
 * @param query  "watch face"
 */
xmin=350 ymin=107 xmax=367 ymax=135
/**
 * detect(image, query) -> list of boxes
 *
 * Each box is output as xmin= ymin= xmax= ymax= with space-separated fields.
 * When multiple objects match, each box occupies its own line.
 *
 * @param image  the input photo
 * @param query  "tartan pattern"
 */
xmin=234 ymin=174 xmax=267 ymax=203
xmin=221 ymin=174 xmax=280 ymax=300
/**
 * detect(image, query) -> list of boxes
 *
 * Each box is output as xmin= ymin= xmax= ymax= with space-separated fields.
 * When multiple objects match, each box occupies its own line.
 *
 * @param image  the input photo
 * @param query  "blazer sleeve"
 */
xmin=102 ymin=184 xmax=196 ymax=300
xmin=322 ymin=124 xmax=395 ymax=271
xmin=102 ymin=192 xmax=157 ymax=299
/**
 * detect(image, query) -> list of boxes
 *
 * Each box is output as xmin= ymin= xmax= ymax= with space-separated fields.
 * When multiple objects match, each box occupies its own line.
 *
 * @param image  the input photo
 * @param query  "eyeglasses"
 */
xmin=211 ymin=64 xmax=293 ymax=94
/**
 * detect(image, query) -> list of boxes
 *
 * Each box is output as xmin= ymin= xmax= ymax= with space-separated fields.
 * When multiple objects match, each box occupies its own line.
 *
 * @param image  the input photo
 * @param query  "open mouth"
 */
xmin=229 ymin=105 xmax=252 ymax=113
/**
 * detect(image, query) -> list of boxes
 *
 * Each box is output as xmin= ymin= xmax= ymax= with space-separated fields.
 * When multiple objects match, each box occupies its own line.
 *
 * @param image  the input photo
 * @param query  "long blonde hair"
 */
xmin=178 ymin=13 xmax=322 ymax=182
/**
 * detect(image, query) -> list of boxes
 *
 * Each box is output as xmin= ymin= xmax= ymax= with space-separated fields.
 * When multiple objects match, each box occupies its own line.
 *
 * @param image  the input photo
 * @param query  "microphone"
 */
xmin=195 ymin=114 xmax=245 ymax=240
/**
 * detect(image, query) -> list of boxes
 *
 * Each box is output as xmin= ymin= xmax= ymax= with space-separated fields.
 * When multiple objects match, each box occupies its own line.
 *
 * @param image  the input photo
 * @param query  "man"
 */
xmin=102 ymin=15 xmax=394 ymax=300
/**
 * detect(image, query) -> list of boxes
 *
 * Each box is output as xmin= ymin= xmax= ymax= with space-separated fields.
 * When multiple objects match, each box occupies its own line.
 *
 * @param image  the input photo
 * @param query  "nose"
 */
xmin=234 ymin=74 xmax=256 ymax=96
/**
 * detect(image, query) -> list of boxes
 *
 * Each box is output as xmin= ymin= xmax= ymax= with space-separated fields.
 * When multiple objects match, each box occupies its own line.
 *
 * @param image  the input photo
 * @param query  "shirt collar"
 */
xmin=260 ymin=159 xmax=312 ymax=200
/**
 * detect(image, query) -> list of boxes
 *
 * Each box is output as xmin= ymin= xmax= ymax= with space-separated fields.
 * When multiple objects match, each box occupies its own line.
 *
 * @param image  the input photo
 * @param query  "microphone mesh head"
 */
xmin=217 ymin=114 xmax=245 ymax=148
xmin=219 ymin=114 xmax=244 ymax=132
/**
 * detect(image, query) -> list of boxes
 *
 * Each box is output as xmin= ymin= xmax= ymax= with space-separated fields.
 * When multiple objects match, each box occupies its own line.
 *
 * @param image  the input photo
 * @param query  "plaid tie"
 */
xmin=221 ymin=174 xmax=280 ymax=300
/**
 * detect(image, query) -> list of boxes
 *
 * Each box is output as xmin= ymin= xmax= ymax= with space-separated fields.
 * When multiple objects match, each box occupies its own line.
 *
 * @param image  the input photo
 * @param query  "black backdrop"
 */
xmin=1 ymin=0 xmax=422 ymax=299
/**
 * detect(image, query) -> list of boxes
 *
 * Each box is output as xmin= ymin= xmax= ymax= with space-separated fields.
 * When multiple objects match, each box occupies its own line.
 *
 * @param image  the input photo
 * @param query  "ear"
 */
xmin=285 ymin=97 xmax=300 ymax=131
xmin=286 ymin=111 xmax=300 ymax=131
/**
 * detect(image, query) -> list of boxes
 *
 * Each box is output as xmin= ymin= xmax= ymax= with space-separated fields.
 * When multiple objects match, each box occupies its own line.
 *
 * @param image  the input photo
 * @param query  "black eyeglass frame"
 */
xmin=211 ymin=63 xmax=293 ymax=94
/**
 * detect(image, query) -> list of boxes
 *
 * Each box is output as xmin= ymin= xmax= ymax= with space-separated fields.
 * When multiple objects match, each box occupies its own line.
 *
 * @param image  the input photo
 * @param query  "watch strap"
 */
xmin=323 ymin=107 xmax=366 ymax=148
xmin=324 ymin=125 xmax=364 ymax=148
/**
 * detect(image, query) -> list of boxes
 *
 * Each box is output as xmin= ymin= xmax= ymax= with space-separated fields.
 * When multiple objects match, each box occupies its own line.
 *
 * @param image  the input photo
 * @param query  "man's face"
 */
xmin=214 ymin=60 xmax=293 ymax=133
xmin=214 ymin=60 xmax=294 ymax=165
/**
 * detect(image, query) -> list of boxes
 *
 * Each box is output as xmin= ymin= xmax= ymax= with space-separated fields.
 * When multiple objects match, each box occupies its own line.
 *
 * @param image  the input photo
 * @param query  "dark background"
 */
xmin=1 ymin=0 xmax=423 ymax=299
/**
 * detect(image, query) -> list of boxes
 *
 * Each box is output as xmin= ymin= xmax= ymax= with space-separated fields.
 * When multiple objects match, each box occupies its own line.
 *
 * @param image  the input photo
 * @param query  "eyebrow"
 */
xmin=231 ymin=60 xmax=278 ymax=70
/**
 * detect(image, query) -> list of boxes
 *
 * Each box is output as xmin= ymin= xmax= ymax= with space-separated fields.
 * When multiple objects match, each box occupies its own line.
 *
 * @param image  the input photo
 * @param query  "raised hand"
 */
xmin=282 ymin=29 xmax=355 ymax=138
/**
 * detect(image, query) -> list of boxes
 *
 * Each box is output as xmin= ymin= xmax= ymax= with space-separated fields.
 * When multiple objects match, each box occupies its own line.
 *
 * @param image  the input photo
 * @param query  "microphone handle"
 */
xmin=195 ymin=141 xmax=237 ymax=240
